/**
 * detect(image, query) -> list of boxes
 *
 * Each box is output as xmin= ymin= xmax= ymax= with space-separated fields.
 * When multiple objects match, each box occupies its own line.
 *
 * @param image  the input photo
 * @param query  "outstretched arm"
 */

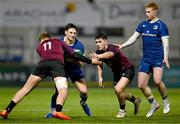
xmin=118 ymin=31 xmax=140 ymax=49
xmin=73 ymin=52 xmax=92 ymax=64
xmin=89 ymin=51 xmax=114 ymax=59
xmin=73 ymin=52 xmax=102 ymax=65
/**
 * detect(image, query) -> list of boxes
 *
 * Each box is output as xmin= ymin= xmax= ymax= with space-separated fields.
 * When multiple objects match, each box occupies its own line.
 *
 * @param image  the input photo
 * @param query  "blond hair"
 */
xmin=39 ymin=32 xmax=51 ymax=41
xmin=145 ymin=2 xmax=159 ymax=10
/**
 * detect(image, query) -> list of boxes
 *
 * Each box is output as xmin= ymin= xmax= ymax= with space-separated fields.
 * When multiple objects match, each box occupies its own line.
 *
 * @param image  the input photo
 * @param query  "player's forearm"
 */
xmin=97 ymin=52 xmax=114 ymax=59
xmin=97 ymin=65 xmax=103 ymax=80
xmin=162 ymin=37 xmax=169 ymax=59
xmin=122 ymin=31 xmax=140 ymax=48
xmin=73 ymin=52 xmax=92 ymax=64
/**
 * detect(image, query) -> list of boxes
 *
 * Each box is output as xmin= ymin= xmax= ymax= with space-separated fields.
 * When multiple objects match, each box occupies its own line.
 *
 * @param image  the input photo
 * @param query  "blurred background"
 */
xmin=0 ymin=0 xmax=179 ymax=87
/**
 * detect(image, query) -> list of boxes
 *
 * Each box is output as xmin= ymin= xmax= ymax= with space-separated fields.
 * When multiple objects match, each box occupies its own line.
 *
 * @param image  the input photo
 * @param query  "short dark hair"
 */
xmin=95 ymin=33 xmax=108 ymax=40
xmin=64 ymin=23 xmax=78 ymax=31
xmin=39 ymin=32 xmax=51 ymax=41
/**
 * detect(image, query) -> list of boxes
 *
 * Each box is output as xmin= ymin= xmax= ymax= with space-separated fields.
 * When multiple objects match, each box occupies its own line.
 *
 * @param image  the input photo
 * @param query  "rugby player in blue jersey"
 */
xmin=45 ymin=23 xmax=92 ymax=118
xmin=117 ymin=2 xmax=170 ymax=117
xmin=89 ymin=33 xmax=141 ymax=118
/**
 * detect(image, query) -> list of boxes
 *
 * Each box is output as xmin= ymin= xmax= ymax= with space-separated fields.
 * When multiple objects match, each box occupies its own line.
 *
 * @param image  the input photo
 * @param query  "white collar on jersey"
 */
xmin=149 ymin=18 xmax=159 ymax=23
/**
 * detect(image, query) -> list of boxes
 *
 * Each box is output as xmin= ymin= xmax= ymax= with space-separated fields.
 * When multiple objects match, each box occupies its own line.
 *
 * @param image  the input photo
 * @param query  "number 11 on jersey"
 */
xmin=43 ymin=42 xmax=52 ymax=51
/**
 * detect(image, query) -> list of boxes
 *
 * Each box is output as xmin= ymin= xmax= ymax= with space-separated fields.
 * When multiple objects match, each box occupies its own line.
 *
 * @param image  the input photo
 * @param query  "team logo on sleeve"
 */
xmin=75 ymin=49 xmax=81 ymax=52
xmin=74 ymin=49 xmax=83 ymax=54
xmin=153 ymin=25 xmax=158 ymax=30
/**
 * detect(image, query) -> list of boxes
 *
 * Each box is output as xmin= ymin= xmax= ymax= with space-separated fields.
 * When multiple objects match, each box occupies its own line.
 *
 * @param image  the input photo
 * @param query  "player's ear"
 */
xmin=65 ymin=30 xmax=68 ymax=35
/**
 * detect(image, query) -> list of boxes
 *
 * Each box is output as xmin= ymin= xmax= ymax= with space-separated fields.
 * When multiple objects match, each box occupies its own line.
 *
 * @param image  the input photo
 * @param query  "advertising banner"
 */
xmin=0 ymin=65 xmax=31 ymax=86
xmin=0 ymin=1 xmax=179 ymax=27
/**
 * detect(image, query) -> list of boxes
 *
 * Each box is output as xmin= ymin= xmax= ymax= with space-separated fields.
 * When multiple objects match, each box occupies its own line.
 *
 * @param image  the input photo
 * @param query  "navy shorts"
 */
xmin=113 ymin=66 xmax=135 ymax=85
xmin=32 ymin=60 xmax=66 ymax=78
xmin=65 ymin=68 xmax=85 ymax=82
xmin=139 ymin=59 xmax=163 ymax=74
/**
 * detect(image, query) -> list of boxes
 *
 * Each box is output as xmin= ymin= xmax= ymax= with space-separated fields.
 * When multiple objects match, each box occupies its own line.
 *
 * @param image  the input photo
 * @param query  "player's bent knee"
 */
xmin=79 ymin=88 xmax=87 ymax=94
xmin=138 ymin=84 xmax=143 ymax=89
xmin=154 ymin=80 xmax=161 ymax=86
xmin=55 ymin=77 xmax=68 ymax=90
xmin=115 ymin=88 xmax=123 ymax=94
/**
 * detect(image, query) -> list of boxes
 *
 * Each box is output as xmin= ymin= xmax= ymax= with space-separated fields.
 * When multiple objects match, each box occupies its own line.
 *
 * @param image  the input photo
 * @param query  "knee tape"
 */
xmin=55 ymin=77 xmax=68 ymax=90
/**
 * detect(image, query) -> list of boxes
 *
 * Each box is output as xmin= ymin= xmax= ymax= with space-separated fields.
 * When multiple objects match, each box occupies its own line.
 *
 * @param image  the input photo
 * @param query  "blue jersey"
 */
xmin=59 ymin=36 xmax=85 ymax=82
xmin=60 ymin=36 xmax=84 ymax=54
xmin=136 ymin=19 xmax=169 ymax=62
xmin=60 ymin=36 xmax=84 ymax=68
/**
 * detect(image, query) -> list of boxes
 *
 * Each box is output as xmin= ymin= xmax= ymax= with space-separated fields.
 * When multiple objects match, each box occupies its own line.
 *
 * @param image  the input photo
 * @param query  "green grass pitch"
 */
xmin=0 ymin=84 xmax=180 ymax=124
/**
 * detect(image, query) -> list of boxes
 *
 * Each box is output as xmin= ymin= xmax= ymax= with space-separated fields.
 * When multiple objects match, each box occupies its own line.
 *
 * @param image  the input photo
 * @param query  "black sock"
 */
xmin=120 ymin=104 xmax=125 ymax=110
xmin=51 ymin=92 xmax=58 ymax=108
xmin=55 ymin=104 xmax=63 ymax=112
xmin=80 ymin=93 xmax=87 ymax=102
xmin=130 ymin=95 xmax=136 ymax=103
xmin=148 ymin=97 xmax=154 ymax=104
xmin=162 ymin=96 xmax=167 ymax=100
xmin=6 ymin=100 xmax=16 ymax=113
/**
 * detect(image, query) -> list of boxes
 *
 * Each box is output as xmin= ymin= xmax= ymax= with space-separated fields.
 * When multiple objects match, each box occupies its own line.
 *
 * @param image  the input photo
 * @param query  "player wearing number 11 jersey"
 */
xmin=0 ymin=33 xmax=99 ymax=120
